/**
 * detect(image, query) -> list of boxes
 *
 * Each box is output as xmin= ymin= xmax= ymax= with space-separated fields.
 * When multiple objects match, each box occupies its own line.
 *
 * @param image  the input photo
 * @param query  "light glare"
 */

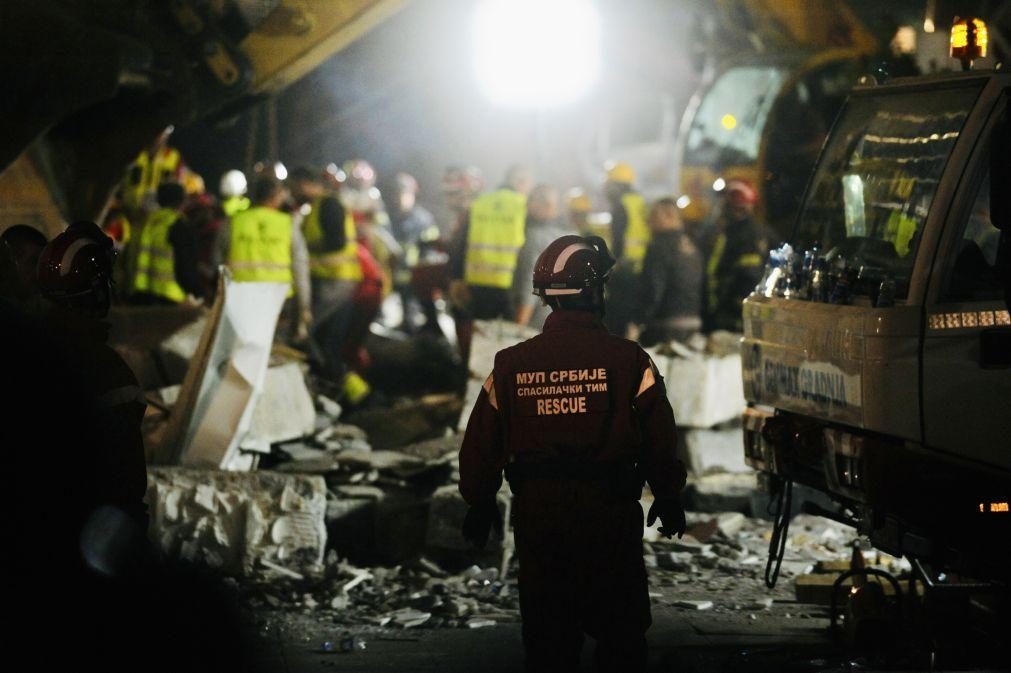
xmin=472 ymin=0 xmax=601 ymax=107
xmin=676 ymin=195 xmax=691 ymax=209
xmin=713 ymin=177 xmax=726 ymax=192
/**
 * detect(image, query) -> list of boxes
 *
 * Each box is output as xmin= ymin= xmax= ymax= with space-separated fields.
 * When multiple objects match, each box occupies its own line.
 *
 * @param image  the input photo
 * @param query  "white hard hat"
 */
xmin=219 ymin=169 xmax=248 ymax=198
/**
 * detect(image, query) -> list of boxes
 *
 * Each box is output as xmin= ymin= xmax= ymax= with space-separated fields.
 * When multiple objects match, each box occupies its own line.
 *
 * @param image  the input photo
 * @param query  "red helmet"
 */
xmin=532 ymin=235 xmax=615 ymax=297
xmin=37 ymin=221 xmax=116 ymax=316
xmin=724 ymin=179 xmax=757 ymax=207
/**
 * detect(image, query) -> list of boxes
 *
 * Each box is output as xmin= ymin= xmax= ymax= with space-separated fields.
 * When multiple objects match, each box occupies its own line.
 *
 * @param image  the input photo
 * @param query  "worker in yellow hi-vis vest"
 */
xmin=702 ymin=179 xmax=770 ymax=333
xmin=121 ymin=128 xmax=184 ymax=215
xmin=288 ymin=166 xmax=363 ymax=384
xmin=132 ymin=182 xmax=202 ymax=304
xmin=449 ymin=164 xmax=533 ymax=366
xmin=216 ymin=174 xmax=311 ymax=336
xmin=601 ymin=161 xmax=650 ymax=337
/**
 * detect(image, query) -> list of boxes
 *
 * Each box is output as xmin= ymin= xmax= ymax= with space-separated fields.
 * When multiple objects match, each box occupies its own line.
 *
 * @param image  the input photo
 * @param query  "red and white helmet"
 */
xmin=344 ymin=159 xmax=377 ymax=191
xmin=37 ymin=221 xmax=116 ymax=316
xmin=532 ymin=235 xmax=615 ymax=297
xmin=724 ymin=178 xmax=758 ymax=207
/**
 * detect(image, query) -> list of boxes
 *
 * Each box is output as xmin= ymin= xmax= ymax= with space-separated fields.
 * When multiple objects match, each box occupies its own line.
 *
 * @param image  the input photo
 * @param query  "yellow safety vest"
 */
xmin=884 ymin=210 xmax=918 ymax=258
xmin=122 ymin=147 xmax=181 ymax=211
xmin=229 ymin=206 xmax=293 ymax=295
xmin=133 ymin=208 xmax=185 ymax=302
xmin=464 ymin=189 xmax=527 ymax=289
xmin=222 ymin=195 xmax=251 ymax=217
xmin=621 ymin=192 xmax=651 ymax=271
xmin=302 ymin=196 xmax=362 ymax=282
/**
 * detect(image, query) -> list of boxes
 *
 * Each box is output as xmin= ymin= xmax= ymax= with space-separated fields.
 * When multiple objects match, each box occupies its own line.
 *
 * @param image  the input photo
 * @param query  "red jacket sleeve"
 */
xmin=458 ymin=372 xmax=506 ymax=505
xmin=632 ymin=352 xmax=687 ymax=500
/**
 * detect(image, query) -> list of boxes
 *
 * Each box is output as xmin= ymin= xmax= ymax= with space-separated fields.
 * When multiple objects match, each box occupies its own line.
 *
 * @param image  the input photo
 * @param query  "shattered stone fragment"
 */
xmin=673 ymin=599 xmax=714 ymax=610
xmin=466 ymin=619 xmax=496 ymax=629
xmin=391 ymin=608 xmax=431 ymax=628
xmin=147 ymin=467 xmax=327 ymax=576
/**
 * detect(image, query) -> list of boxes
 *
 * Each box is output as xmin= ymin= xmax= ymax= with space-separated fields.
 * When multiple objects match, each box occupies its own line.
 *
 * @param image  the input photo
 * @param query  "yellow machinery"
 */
xmin=674 ymin=0 xmax=878 ymax=238
xmin=0 ymin=0 xmax=408 ymax=237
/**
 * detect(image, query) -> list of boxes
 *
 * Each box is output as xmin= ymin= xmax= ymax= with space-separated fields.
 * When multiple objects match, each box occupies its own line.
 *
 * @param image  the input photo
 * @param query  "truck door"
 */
xmin=922 ymin=94 xmax=1011 ymax=472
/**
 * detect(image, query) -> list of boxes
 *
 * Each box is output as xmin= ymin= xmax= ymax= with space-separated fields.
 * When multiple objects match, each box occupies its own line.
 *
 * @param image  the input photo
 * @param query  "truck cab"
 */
xmin=741 ymin=68 xmax=1011 ymax=579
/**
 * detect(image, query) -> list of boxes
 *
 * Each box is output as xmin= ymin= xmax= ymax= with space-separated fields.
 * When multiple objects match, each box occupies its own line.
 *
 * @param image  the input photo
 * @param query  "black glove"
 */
xmin=462 ymin=500 xmax=503 ymax=549
xmin=647 ymin=497 xmax=686 ymax=539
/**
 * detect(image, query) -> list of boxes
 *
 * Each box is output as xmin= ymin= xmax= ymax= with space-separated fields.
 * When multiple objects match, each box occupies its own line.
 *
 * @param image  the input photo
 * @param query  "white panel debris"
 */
xmin=157 ymin=276 xmax=289 ymax=469
xmin=242 ymin=362 xmax=317 ymax=451
xmin=146 ymin=467 xmax=327 ymax=577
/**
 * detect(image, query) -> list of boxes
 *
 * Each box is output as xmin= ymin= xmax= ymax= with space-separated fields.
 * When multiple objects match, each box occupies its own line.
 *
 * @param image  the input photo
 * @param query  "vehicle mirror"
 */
xmin=991 ymin=109 xmax=1011 ymax=231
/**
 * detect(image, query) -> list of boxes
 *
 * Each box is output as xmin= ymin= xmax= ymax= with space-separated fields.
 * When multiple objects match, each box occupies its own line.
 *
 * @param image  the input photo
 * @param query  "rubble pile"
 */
xmin=239 ymin=511 xmax=881 ymax=631
xmin=243 ymin=554 xmax=519 ymax=630
xmin=130 ymin=300 xmax=873 ymax=634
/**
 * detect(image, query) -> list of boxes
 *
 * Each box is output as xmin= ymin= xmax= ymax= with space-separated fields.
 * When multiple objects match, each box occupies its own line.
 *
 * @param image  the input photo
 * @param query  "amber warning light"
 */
xmin=978 ymin=501 xmax=1009 ymax=513
xmin=950 ymin=17 xmax=988 ymax=70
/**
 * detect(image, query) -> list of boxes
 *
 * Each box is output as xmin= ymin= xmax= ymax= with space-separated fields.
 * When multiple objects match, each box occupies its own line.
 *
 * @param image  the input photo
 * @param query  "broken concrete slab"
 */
xmin=146 ymin=467 xmax=327 ymax=577
xmin=682 ymin=425 xmax=748 ymax=474
xmin=646 ymin=342 xmax=746 ymax=429
xmin=684 ymin=471 xmax=759 ymax=514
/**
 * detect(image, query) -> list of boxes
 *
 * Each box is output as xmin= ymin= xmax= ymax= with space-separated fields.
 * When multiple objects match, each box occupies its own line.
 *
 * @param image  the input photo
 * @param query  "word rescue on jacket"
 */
xmin=513 ymin=368 xmax=609 ymax=416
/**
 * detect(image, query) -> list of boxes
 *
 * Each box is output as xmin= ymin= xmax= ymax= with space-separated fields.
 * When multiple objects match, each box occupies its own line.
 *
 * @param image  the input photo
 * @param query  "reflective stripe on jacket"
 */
xmin=465 ymin=189 xmax=527 ymax=289
xmin=229 ymin=206 xmax=293 ymax=294
xmin=133 ymin=208 xmax=185 ymax=302
xmin=621 ymin=192 xmax=651 ymax=270
xmin=303 ymin=196 xmax=363 ymax=281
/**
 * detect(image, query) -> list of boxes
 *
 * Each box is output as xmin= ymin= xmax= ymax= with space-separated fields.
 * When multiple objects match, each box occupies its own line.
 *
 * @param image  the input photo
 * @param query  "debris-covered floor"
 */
xmin=233 ymin=512 xmax=937 ymax=673
xmin=121 ymin=308 xmax=1007 ymax=672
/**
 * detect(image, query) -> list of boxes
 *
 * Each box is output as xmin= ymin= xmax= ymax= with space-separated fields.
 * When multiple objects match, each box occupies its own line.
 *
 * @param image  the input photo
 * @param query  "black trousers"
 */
xmin=513 ymin=481 xmax=651 ymax=673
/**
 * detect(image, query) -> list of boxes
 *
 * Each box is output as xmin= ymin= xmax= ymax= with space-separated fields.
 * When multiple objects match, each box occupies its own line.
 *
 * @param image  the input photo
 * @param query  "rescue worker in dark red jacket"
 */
xmin=459 ymin=235 xmax=688 ymax=673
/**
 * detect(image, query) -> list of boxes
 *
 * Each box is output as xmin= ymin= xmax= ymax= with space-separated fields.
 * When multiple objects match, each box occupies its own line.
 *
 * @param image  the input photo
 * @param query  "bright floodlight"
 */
xmin=472 ymin=0 xmax=601 ymax=107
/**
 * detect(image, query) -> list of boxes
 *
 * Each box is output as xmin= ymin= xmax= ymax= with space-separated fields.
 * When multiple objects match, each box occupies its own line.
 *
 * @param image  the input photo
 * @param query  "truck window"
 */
xmin=685 ymin=65 xmax=786 ymax=168
xmin=793 ymin=83 xmax=984 ymax=298
xmin=944 ymin=166 xmax=1004 ymax=302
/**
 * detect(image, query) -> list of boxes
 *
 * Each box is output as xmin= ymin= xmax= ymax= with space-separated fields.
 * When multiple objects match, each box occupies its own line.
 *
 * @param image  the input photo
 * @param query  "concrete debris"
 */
xmin=243 ymin=553 xmax=519 ymax=630
xmin=646 ymin=335 xmax=746 ymax=428
xmin=466 ymin=619 xmax=496 ymax=629
xmin=157 ymin=278 xmax=289 ymax=469
xmin=317 ymin=394 xmax=343 ymax=421
xmin=682 ymin=425 xmax=748 ymax=474
xmin=674 ymin=599 xmax=715 ymax=610
xmin=348 ymin=394 xmax=463 ymax=451
xmin=685 ymin=471 xmax=759 ymax=513
xmin=391 ymin=608 xmax=431 ymax=628
xmin=243 ymin=363 xmax=317 ymax=451
xmin=147 ymin=467 xmax=327 ymax=577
